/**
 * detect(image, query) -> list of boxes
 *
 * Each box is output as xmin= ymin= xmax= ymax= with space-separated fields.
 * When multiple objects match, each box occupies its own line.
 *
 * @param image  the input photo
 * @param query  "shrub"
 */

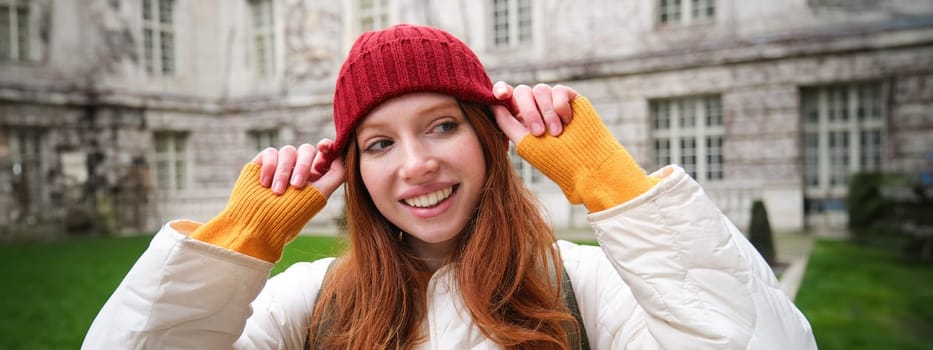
xmin=846 ymin=172 xmax=891 ymax=241
xmin=749 ymin=200 xmax=776 ymax=265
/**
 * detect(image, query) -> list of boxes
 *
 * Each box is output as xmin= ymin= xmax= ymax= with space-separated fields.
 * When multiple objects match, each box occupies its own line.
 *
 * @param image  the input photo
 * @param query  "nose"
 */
xmin=398 ymin=139 xmax=438 ymax=182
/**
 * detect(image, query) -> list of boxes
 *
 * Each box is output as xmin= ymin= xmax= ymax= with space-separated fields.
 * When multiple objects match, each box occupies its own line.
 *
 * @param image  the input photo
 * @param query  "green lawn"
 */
xmin=0 ymin=234 xmax=345 ymax=350
xmin=7 ymin=234 xmax=930 ymax=349
xmin=795 ymin=239 xmax=933 ymax=350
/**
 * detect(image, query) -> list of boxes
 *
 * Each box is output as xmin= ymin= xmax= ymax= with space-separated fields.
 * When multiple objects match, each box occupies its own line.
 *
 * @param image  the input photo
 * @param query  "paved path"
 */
xmin=774 ymin=232 xmax=816 ymax=301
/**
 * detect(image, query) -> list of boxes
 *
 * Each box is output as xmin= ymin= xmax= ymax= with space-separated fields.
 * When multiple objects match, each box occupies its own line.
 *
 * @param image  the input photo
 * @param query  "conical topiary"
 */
xmin=749 ymin=200 xmax=777 ymax=265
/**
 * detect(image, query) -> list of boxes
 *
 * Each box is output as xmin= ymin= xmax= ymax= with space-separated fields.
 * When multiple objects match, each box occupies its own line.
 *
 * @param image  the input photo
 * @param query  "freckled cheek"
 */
xmin=359 ymin=159 xmax=394 ymax=205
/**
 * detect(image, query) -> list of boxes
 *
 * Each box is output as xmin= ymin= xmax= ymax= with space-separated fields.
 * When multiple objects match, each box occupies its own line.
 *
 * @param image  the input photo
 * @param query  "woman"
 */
xmin=83 ymin=24 xmax=816 ymax=349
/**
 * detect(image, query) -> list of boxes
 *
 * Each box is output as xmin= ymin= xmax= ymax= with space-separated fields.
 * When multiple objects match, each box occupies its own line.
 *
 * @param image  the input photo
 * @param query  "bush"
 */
xmin=846 ymin=172 xmax=891 ymax=241
xmin=749 ymin=200 xmax=776 ymax=265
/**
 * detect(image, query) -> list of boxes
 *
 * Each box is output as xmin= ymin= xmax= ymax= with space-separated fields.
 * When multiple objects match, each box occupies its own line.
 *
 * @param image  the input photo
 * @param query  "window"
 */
xmin=492 ymin=0 xmax=532 ymax=48
xmin=651 ymin=95 xmax=724 ymax=182
xmin=153 ymin=131 xmax=188 ymax=191
xmin=509 ymin=145 xmax=541 ymax=184
xmin=802 ymin=83 xmax=884 ymax=211
xmin=358 ymin=0 xmax=389 ymax=32
xmin=4 ymin=127 xmax=43 ymax=221
xmin=658 ymin=0 xmax=714 ymax=25
xmin=0 ymin=0 xmax=30 ymax=61
xmin=248 ymin=129 xmax=279 ymax=153
xmin=248 ymin=0 xmax=274 ymax=78
xmin=142 ymin=0 xmax=175 ymax=75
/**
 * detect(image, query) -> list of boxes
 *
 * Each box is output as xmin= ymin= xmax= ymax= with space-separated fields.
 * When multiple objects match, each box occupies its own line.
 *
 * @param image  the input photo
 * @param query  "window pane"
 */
xmin=858 ymin=84 xmax=881 ymax=121
xmin=706 ymin=136 xmax=722 ymax=180
xmin=655 ymin=138 xmax=670 ymax=168
xmin=156 ymin=159 xmax=170 ymax=188
xmin=143 ymin=28 xmax=154 ymax=73
xmin=154 ymin=133 xmax=168 ymax=152
xmin=174 ymin=159 xmax=185 ymax=190
xmin=654 ymin=101 xmax=670 ymax=130
xmin=802 ymin=89 xmax=819 ymax=125
xmin=143 ymin=0 xmax=152 ymax=20
xmin=681 ymin=137 xmax=696 ymax=178
xmin=804 ymin=132 xmax=819 ymax=186
xmin=681 ymin=99 xmax=695 ymax=128
xmin=828 ymin=86 xmax=848 ymax=123
xmin=493 ymin=0 xmax=509 ymax=46
xmin=16 ymin=4 xmax=27 ymax=59
xmin=159 ymin=0 xmax=173 ymax=24
xmin=0 ymin=6 xmax=9 ymax=59
xmin=160 ymin=31 xmax=174 ymax=74
xmin=706 ymin=96 xmax=722 ymax=126
xmin=361 ymin=17 xmax=374 ymax=32
xmin=518 ymin=0 xmax=532 ymax=43
xmin=860 ymin=130 xmax=881 ymax=171
xmin=828 ymin=131 xmax=848 ymax=186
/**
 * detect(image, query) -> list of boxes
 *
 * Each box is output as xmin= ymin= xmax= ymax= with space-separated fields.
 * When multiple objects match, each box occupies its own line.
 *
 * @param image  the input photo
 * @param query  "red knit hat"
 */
xmin=330 ymin=24 xmax=499 ymax=158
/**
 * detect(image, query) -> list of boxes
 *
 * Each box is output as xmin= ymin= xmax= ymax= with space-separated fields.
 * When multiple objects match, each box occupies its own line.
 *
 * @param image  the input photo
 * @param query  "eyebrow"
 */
xmin=359 ymin=99 xmax=462 ymax=130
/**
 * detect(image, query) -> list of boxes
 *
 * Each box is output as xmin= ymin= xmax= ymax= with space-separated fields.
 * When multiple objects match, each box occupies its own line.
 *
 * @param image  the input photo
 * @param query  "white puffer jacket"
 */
xmin=82 ymin=166 xmax=816 ymax=349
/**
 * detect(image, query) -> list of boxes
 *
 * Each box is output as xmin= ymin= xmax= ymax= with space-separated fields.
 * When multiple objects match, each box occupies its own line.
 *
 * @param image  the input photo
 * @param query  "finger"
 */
xmin=290 ymin=143 xmax=316 ymax=188
xmin=533 ymin=84 xmax=562 ymax=136
xmin=272 ymin=145 xmax=297 ymax=195
xmin=257 ymin=147 xmax=278 ymax=187
xmin=552 ymin=85 xmax=579 ymax=125
xmin=311 ymin=156 xmax=347 ymax=198
xmin=513 ymin=84 xmax=546 ymax=136
xmin=492 ymin=104 xmax=530 ymax=144
xmin=310 ymin=139 xmax=334 ymax=181
xmin=493 ymin=81 xmax=514 ymax=100
xmin=494 ymin=81 xmax=521 ymax=116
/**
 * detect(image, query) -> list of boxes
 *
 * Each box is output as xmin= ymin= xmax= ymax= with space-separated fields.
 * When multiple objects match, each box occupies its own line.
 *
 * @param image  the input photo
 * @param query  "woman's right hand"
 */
xmin=252 ymin=139 xmax=346 ymax=199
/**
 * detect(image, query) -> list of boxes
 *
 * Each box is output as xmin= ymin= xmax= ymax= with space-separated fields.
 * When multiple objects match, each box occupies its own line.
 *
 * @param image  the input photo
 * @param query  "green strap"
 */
xmin=306 ymin=258 xmax=590 ymax=350
xmin=560 ymin=265 xmax=591 ymax=350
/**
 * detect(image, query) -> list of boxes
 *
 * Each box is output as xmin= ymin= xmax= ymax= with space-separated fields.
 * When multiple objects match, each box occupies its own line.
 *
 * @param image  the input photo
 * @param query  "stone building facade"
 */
xmin=1 ymin=0 xmax=932 ymax=239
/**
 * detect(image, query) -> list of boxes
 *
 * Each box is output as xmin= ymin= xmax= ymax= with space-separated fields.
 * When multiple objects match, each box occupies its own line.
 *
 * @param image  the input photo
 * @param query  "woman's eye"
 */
xmin=432 ymin=121 xmax=458 ymax=134
xmin=364 ymin=139 xmax=393 ymax=153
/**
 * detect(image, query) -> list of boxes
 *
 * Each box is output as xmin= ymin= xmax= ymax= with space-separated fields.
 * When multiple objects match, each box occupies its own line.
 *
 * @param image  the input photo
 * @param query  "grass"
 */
xmin=9 ymin=233 xmax=930 ymax=349
xmin=795 ymin=239 xmax=933 ymax=350
xmin=0 ymin=234 xmax=345 ymax=350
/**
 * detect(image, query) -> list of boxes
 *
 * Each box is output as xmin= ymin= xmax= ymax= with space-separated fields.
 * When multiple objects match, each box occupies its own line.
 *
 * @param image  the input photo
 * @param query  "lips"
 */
xmin=402 ymin=186 xmax=455 ymax=208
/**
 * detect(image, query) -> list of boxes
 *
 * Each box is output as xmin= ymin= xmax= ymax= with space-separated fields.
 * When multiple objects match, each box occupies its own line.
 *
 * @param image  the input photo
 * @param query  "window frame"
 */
xmin=650 ymin=95 xmax=725 ymax=183
xmin=141 ymin=0 xmax=176 ymax=76
xmin=4 ymin=126 xmax=45 ymax=221
xmin=490 ymin=0 xmax=533 ymax=49
xmin=0 ymin=0 xmax=32 ymax=62
xmin=801 ymin=82 xmax=885 ymax=204
xmin=248 ymin=128 xmax=279 ymax=154
xmin=657 ymin=0 xmax=715 ymax=26
xmin=152 ymin=130 xmax=189 ymax=191
xmin=248 ymin=0 xmax=275 ymax=78
xmin=358 ymin=0 xmax=389 ymax=33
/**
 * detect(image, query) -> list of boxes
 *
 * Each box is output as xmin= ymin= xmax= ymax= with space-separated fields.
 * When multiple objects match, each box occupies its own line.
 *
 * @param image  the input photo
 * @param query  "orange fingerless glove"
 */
xmin=516 ymin=97 xmax=659 ymax=212
xmin=190 ymin=163 xmax=327 ymax=262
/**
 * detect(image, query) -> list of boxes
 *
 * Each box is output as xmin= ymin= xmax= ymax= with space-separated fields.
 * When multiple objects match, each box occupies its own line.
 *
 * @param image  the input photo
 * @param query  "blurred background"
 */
xmin=0 ymin=0 xmax=931 ymax=349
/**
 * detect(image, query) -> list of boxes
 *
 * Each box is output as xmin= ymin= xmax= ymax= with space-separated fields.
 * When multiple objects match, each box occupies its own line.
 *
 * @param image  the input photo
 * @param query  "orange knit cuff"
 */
xmin=516 ymin=97 xmax=658 ymax=212
xmin=190 ymin=163 xmax=328 ymax=262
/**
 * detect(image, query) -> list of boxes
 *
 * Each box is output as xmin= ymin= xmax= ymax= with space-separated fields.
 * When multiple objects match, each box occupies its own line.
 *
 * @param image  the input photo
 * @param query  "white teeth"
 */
xmin=404 ymin=187 xmax=453 ymax=208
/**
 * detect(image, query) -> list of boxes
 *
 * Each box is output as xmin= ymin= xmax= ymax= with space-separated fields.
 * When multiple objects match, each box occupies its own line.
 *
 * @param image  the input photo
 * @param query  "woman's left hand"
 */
xmin=491 ymin=81 xmax=579 ymax=143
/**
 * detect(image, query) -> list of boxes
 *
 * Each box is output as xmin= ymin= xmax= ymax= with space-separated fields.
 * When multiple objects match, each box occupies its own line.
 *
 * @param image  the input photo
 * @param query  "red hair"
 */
xmin=309 ymin=102 xmax=577 ymax=349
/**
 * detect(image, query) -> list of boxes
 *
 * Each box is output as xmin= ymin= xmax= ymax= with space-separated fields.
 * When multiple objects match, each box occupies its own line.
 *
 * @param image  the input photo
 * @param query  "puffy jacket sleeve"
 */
xmin=561 ymin=165 xmax=816 ymax=350
xmin=81 ymin=220 xmax=330 ymax=349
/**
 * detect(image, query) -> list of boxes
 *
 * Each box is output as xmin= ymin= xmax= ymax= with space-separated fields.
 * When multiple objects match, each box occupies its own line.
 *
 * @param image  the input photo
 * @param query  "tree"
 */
xmin=749 ymin=200 xmax=777 ymax=265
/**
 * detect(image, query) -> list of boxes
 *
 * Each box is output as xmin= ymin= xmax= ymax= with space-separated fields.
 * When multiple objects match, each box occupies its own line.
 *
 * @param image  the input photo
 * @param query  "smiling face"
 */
xmin=355 ymin=92 xmax=487 ymax=261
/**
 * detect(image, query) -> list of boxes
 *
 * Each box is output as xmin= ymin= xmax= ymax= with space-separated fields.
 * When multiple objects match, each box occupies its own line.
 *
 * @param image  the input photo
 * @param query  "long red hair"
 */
xmin=309 ymin=102 xmax=577 ymax=349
